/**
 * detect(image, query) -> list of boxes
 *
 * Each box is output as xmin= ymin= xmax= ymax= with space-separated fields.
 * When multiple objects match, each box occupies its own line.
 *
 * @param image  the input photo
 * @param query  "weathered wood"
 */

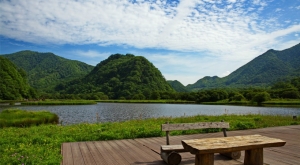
xmin=161 ymin=122 xmax=230 ymax=131
xmin=160 ymin=151 xmax=182 ymax=165
xmin=244 ymin=148 xmax=263 ymax=165
xmin=182 ymin=134 xmax=286 ymax=155
xmin=219 ymin=151 xmax=241 ymax=159
xmin=62 ymin=125 xmax=300 ymax=165
xmin=195 ymin=153 xmax=214 ymax=165
xmin=161 ymin=145 xmax=186 ymax=153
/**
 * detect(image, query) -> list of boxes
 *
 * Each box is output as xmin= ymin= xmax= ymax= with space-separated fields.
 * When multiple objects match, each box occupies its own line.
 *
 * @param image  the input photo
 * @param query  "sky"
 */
xmin=0 ymin=0 xmax=300 ymax=86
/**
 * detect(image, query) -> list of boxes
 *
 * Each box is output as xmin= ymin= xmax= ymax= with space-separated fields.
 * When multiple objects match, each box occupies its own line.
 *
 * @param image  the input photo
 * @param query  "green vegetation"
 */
xmin=21 ymin=100 xmax=97 ymax=105
xmin=96 ymin=99 xmax=195 ymax=104
xmin=167 ymin=80 xmax=188 ymax=92
xmin=0 ymin=56 xmax=37 ymax=100
xmin=0 ymin=114 xmax=298 ymax=164
xmin=187 ymin=43 xmax=300 ymax=90
xmin=1 ymin=43 xmax=300 ymax=103
xmin=55 ymin=54 xmax=174 ymax=99
xmin=2 ymin=50 xmax=93 ymax=93
xmin=0 ymin=109 xmax=59 ymax=128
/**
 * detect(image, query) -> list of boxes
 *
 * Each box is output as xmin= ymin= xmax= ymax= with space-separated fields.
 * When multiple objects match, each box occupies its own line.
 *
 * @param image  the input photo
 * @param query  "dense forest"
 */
xmin=0 ymin=56 xmax=36 ymax=100
xmin=187 ymin=43 xmax=300 ymax=90
xmin=54 ymin=54 xmax=175 ymax=99
xmin=2 ymin=50 xmax=93 ymax=93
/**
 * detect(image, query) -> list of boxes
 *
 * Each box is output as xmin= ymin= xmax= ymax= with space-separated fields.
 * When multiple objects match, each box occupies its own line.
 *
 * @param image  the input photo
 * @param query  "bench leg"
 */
xmin=195 ymin=153 xmax=214 ymax=165
xmin=244 ymin=148 xmax=263 ymax=165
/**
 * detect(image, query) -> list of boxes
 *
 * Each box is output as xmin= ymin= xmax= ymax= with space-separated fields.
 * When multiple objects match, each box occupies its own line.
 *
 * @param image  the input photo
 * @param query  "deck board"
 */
xmin=62 ymin=125 xmax=300 ymax=165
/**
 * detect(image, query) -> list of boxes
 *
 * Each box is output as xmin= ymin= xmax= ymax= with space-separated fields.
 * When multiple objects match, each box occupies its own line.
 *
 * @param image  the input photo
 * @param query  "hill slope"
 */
xmin=2 ymin=51 xmax=94 ymax=92
xmin=167 ymin=80 xmax=188 ymax=92
xmin=187 ymin=43 xmax=300 ymax=90
xmin=56 ymin=54 xmax=174 ymax=99
xmin=0 ymin=56 xmax=35 ymax=100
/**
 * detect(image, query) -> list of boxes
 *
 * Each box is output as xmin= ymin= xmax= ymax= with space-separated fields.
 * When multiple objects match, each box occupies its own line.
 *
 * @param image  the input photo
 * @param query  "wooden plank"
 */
xmin=162 ymin=122 xmax=229 ymax=131
xmin=161 ymin=144 xmax=185 ymax=151
xmin=182 ymin=134 xmax=286 ymax=154
xmin=61 ymin=143 xmax=73 ymax=165
xmin=70 ymin=143 xmax=85 ymax=165
xmin=78 ymin=142 xmax=96 ymax=165
xmin=94 ymin=141 xmax=124 ymax=165
xmin=85 ymin=142 xmax=109 ymax=165
xmin=62 ymin=125 xmax=300 ymax=165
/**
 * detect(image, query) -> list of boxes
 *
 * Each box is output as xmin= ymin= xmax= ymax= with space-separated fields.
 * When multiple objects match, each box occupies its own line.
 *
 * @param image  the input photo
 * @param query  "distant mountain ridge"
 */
xmin=187 ymin=43 xmax=300 ymax=91
xmin=2 ymin=50 xmax=94 ymax=92
xmin=167 ymin=80 xmax=188 ymax=92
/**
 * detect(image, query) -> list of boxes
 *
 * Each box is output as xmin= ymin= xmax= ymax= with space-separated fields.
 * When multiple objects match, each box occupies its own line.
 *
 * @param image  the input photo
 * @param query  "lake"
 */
xmin=1 ymin=103 xmax=299 ymax=125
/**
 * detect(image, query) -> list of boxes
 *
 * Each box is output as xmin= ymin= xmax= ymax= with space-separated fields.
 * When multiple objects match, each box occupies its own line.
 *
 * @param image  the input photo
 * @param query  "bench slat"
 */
xmin=161 ymin=122 xmax=229 ymax=131
xmin=161 ymin=145 xmax=186 ymax=152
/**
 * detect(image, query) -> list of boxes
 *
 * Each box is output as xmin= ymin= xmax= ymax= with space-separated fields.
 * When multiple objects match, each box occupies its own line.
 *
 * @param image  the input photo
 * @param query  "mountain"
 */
xmin=56 ymin=54 xmax=174 ymax=99
xmin=2 ymin=50 xmax=94 ymax=92
xmin=0 ymin=56 xmax=35 ymax=100
xmin=187 ymin=43 xmax=300 ymax=91
xmin=167 ymin=80 xmax=188 ymax=92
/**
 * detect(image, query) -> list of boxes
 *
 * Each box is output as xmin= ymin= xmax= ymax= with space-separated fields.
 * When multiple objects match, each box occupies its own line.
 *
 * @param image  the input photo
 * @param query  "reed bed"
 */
xmin=0 ymin=114 xmax=298 ymax=164
xmin=22 ymin=100 xmax=97 ymax=105
xmin=0 ymin=109 xmax=59 ymax=128
xmin=97 ymin=99 xmax=195 ymax=104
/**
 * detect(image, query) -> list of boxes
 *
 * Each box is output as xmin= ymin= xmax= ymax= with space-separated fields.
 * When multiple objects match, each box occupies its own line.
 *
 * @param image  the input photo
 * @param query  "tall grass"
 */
xmin=97 ymin=99 xmax=195 ymax=103
xmin=22 ymin=100 xmax=97 ymax=105
xmin=0 ymin=114 xmax=298 ymax=164
xmin=0 ymin=109 xmax=59 ymax=128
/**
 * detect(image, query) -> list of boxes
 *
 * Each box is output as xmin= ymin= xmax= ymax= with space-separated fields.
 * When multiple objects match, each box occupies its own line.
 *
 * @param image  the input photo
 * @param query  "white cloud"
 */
xmin=0 ymin=0 xmax=299 ymax=85
xmin=74 ymin=50 xmax=111 ymax=58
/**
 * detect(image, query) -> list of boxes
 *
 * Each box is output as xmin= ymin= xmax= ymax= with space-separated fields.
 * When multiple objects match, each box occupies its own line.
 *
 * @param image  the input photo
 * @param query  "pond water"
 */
xmin=0 ymin=103 xmax=299 ymax=125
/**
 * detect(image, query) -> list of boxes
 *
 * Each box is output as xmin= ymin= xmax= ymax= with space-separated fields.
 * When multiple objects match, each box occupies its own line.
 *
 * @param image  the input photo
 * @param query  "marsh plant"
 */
xmin=0 ymin=109 xmax=59 ymax=128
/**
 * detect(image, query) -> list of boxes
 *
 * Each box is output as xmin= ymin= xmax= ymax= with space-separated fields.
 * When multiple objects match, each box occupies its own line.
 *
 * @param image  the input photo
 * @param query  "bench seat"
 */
xmin=161 ymin=145 xmax=186 ymax=153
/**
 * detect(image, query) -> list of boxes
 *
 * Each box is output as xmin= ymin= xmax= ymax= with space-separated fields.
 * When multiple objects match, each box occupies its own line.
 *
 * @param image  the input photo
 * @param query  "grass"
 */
xmin=97 ymin=99 xmax=195 ymax=104
xmin=21 ymin=100 xmax=97 ymax=105
xmin=201 ymin=99 xmax=300 ymax=106
xmin=0 ymin=114 xmax=299 ymax=164
xmin=0 ymin=109 xmax=59 ymax=128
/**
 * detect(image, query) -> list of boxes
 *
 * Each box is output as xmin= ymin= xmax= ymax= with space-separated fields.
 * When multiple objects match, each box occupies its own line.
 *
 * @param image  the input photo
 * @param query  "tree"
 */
xmin=252 ymin=92 xmax=271 ymax=104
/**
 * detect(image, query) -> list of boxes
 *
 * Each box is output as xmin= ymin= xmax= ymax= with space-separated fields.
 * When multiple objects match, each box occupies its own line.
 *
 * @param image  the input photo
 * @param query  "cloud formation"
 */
xmin=1 ymin=0 xmax=299 ymax=85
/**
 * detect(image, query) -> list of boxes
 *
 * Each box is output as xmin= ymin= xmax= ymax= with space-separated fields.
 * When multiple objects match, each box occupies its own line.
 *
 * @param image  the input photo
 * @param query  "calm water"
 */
xmin=0 ymin=103 xmax=299 ymax=125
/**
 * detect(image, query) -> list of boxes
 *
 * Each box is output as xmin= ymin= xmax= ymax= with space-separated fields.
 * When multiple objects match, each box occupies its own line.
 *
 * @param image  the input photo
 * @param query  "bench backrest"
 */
xmin=162 ymin=122 xmax=229 ymax=145
xmin=161 ymin=122 xmax=229 ymax=131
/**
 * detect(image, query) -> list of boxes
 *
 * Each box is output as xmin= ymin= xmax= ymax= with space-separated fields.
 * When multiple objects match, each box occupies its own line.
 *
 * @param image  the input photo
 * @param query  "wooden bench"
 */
xmin=160 ymin=122 xmax=241 ymax=165
xmin=182 ymin=134 xmax=286 ymax=165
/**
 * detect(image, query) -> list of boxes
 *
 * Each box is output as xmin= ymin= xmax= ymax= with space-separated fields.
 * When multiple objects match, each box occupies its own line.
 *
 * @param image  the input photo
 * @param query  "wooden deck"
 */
xmin=62 ymin=125 xmax=300 ymax=165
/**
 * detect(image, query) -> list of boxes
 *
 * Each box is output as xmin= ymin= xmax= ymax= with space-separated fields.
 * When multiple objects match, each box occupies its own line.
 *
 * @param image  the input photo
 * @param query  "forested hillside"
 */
xmin=187 ymin=43 xmax=300 ymax=91
xmin=167 ymin=80 xmax=188 ymax=92
xmin=0 ymin=57 xmax=36 ymax=100
xmin=2 ymin=51 xmax=94 ymax=93
xmin=55 ymin=54 xmax=174 ymax=99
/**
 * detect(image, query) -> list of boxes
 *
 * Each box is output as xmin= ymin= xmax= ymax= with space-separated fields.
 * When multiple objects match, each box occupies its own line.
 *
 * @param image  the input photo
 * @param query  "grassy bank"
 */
xmin=201 ymin=99 xmax=300 ymax=106
xmin=0 ymin=109 xmax=59 ymax=128
xmin=21 ymin=100 xmax=97 ymax=105
xmin=0 ymin=114 xmax=299 ymax=164
xmin=97 ymin=99 xmax=195 ymax=104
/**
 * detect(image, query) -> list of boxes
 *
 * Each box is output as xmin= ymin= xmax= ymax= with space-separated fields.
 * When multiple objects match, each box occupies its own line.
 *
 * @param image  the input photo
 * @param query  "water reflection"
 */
xmin=0 ymin=103 xmax=299 ymax=125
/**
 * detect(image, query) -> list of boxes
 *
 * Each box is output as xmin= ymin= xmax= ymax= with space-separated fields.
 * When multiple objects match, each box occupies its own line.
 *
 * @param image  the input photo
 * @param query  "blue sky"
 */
xmin=0 ymin=0 xmax=299 ymax=85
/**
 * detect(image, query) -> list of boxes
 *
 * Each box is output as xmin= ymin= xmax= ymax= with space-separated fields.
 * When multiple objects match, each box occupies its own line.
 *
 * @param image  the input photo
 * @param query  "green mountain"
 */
xmin=0 ymin=56 xmax=35 ymax=100
xmin=167 ymin=80 xmax=188 ymax=92
xmin=56 ymin=54 xmax=174 ymax=99
xmin=2 ymin=50 xmax=94 ymax=92
xmin=187 ymin=43 xmax=300 ymax=91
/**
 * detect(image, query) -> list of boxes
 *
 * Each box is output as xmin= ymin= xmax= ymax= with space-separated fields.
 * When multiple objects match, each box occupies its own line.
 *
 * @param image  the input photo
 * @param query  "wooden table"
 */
xmin=181 ymin=134 xmax=286 ymax=165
